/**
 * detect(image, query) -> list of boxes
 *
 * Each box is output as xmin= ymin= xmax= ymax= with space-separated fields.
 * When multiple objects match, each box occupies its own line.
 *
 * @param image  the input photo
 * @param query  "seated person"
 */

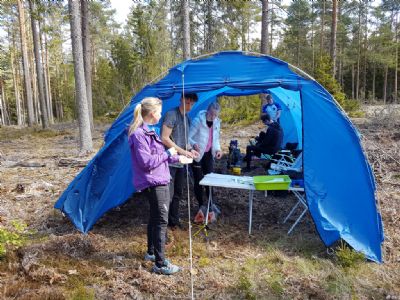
xmin=244 ymin=113 xmax=283 ymax=170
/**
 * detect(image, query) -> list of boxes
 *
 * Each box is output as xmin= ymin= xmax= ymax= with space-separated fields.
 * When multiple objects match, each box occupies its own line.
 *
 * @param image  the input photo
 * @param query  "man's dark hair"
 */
xmin=261 ymin=113 xmax=271 ymax=124
xmin=266 ymin=94 xmax=272 ymax=101
xmin=182 ymin=93 xmax=198 ymax=102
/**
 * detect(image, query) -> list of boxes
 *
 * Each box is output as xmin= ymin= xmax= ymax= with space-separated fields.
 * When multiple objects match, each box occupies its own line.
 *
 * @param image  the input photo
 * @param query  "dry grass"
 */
xmin=0 ymin=117 xmax=399 ymax=299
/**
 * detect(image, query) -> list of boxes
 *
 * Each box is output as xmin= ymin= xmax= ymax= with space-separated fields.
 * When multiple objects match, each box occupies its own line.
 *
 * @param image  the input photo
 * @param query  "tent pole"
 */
xmin=182 ymin=71 xmax=195 ymax=300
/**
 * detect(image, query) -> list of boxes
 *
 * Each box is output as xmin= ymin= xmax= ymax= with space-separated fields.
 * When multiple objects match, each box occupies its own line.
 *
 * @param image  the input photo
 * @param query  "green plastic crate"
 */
xmin=253 ymin=175 xmax=292 ymax=190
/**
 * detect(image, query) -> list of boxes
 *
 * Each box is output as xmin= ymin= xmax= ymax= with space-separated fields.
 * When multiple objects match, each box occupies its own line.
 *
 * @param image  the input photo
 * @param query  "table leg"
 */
xmin=249 ymin=190 xmax=254 ymax=235
xmin=287 ymin=207 xmax=308 ymax=235
xmin=286 ymin=191 xmax=308 ymax=235
xmin=205 ymin=186 xmax=212 ymax=226
xmin=283 ymin=201 xmax=301 ymax=224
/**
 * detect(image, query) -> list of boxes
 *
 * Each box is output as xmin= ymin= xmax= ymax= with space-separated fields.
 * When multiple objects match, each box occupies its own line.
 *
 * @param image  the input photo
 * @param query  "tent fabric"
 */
xmin=55 ymin=51 xmax=383 ymax=262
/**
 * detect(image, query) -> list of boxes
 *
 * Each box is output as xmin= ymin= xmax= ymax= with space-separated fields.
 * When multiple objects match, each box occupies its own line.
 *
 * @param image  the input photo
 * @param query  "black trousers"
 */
xmin=144 ymin=184 xmax=170 ymax=267
xmin=244 ymin=145 xmax=263 ymax=168
xmin=192 ymin=150 xmax=214 ymax=208
xmin=169 ymin=166 xmax=184 ymax=226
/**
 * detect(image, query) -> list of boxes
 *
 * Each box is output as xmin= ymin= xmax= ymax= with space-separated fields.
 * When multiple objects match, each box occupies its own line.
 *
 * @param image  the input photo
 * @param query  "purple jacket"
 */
xmin=128 ymin=124 xmax=179 ymax=191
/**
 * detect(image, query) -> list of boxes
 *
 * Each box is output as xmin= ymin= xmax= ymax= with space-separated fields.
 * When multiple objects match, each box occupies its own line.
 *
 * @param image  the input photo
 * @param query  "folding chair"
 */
xmin=268 ymin=152 xmax=302 ymax=175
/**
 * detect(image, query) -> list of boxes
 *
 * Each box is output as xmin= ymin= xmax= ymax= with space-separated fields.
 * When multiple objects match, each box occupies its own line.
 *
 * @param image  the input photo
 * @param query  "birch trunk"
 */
xmin=81 ymin=0 xmax=93 ymax=129
xmin=68 ymin=0 xmax=93 ymax=153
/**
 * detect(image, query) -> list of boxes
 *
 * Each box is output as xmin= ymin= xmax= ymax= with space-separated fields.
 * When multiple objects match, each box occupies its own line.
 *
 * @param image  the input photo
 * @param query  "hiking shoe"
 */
xmin=152 ymin=262 xmax=180 ymax=275
xmin=144 ymin=252 xmax=155 ymax=262
xmin=144 ymin=253 xmax=171 ymax=266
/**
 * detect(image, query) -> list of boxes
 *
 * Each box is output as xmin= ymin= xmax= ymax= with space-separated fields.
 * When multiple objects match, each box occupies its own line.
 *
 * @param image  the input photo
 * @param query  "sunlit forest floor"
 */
xmin=0 ymin=107 xmax=399 ymax=299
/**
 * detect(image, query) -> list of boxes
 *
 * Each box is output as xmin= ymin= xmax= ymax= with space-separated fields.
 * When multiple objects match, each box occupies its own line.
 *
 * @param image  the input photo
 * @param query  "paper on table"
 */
xmin=180 ymin=156 xmax=193 ymax=164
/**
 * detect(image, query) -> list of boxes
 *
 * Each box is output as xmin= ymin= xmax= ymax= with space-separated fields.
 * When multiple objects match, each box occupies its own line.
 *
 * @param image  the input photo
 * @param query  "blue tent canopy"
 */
xmin=55 ymin=51 xmax=384 ymax=262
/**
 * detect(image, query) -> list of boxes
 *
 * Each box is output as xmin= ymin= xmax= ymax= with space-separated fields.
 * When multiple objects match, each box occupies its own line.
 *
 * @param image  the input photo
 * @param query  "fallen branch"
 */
xmin=10 ymin=161 xmax=46 ymax=168
xmin=58 ymin=158 xmax=89 ymax=167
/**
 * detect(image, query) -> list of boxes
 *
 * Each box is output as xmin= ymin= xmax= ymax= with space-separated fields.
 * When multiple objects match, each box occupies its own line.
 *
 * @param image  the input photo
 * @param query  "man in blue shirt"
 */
xmin=261 ymin=94 xmax=282 ymax=123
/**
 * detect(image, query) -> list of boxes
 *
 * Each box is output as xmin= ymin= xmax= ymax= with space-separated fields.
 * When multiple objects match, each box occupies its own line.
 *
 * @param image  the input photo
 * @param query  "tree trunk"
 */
xmin=297 ymin=28 xmax=301 ymax=66
xmin=356 ymin=5 xmax=361 ymax=102
xmin=372 ymin=63 xmax=376 ymax=102
xmin=43 ymin=21 xmax=54 ymax=124
xmin=0 ymin=83 xmax=6 ymax=125
xmin=54 ymin=62 xmax=60 ymax=120
xmin=27 ymin=28 xmax=39 ymax=124
xmin=11 ymin=49 xmax=23 ymax=126
xmin=311 ymin=1 xmax=315 ymax=74
xmin=362 ymin=4 xmax=368 ymax=103
xmin=0 ymin=82 xmax=10 ymax=125
xmin=39 ymin=20 xmax=53 ymax=124
xmin=204 ymin=0 xmax=213 ymax=53
xmin=17 ymin=0 xmax=35 ymax=126
xmin=169 ymin=0 xmax=176 ymax=66
xmin=261 ymin=0 xmax=269 ymax=54
xmin=394 ymin=13 xmax=398 ymax=104
xmin=45 ymin=32 xmax=54 ymax=122
xmin=29 ymin=0 xmax=49 ymax=129
xmin=320 ymin=0 xmax=325 ymax=57
xmin=351 ymin=64 xmax=355 ymax=100
xmin=16 ymin=56 xmax=26 ymax=125
xmin=383 ymin=64 xmax=388 ymax=105
xmin=81 ymin=0 xmax=94 ymax=129
xmin=68 ymin=0 xmax=93 ymax=153
xmin=330 ymin=0 xmax=337 ymax=78
xmin=182 ymin=0 xmax=191 ymax=60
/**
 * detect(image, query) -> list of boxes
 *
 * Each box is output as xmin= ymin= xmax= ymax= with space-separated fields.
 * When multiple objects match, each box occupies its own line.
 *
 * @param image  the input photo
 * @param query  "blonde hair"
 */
xmin=128 ymin=97 xmax=162 ymax=136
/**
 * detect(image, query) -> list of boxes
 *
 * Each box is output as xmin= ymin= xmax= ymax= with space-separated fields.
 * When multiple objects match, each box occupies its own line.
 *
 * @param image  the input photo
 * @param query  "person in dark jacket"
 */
xmin=128 ymin=97 xmax=189 ymax=275
xmin=244 ymin=113 xmax=283 ymax=170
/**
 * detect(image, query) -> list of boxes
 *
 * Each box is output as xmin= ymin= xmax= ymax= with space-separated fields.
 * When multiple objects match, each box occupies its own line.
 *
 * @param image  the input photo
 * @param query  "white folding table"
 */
xmin=199 ymin=173 xmax=306 ymax=235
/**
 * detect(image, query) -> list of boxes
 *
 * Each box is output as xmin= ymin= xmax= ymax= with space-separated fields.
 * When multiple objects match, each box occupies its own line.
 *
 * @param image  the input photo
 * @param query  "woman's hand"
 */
xmin=168 ymin=147 xmax=177 ymax=156
xmin=182 ymin=149 xmax=199 ymax=158
xmin=182 ymin=150 xmax=194 ymax=158
xmin=190 ymin=149 xmax=200 ymax=158
xmin=215 ymin=151 xmax=222 ymax=159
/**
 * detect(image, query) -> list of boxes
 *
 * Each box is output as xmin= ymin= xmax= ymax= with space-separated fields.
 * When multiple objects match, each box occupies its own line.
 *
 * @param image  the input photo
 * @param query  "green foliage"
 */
xmin=237 ymin=273 xmax=256 ymax=300
xmin=70 ymin=285 xmax=95 ymax=300
xmin=335 ymin=241 xmax=365 ymax=269
xmin=314 ymin=56 xmax=346 ymax=107
xmin=198 ymin=256 xmax=211 ymax=267
xmin=265 ymin=273 xmax=284 ymax=296
xmin=92 ymin=58 xmax=129 ymax=117
xmin=219 ymin=95 xmax=261 ymax=125
xmin=0 ymin=221 xmax=28 ymax=259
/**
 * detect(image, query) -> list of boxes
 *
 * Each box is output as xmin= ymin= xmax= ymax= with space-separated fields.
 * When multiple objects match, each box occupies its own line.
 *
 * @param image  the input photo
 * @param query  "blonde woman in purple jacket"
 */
xmin=128 ymin=97 xmax=188 ymax=275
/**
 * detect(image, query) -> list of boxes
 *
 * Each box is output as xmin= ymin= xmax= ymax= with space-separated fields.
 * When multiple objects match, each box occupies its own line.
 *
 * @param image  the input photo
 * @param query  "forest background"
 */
xmin=0 ymin=1 xmax=399 ymax=298
xmin=0 ymin=0 xmax=399 ymax=142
